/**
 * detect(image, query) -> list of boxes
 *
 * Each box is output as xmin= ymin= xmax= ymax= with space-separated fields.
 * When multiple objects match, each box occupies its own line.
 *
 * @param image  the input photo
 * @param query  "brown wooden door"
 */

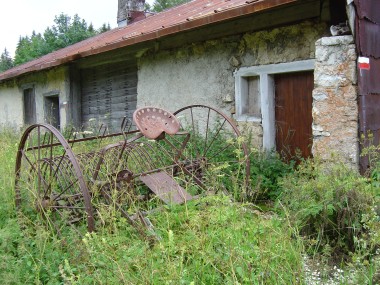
xmin=275 ymin=71 xmax=313 ymax=160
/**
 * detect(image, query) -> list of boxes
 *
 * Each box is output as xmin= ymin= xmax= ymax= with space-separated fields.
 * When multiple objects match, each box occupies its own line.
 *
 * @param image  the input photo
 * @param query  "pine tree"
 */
xmin=151 ymin=0 xmax=190 ymax=12
xmin=13 ymin=13 xmax=109 ymax=66
xmin=0 ymin=48 xmax=14 ymax=72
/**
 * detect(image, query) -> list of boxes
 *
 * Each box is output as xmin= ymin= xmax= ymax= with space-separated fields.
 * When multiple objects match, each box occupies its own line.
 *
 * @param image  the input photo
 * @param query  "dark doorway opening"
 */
xmin=44 ymin=95 xmax=60 ymax=129
xmin=23 ymin=88 xmax=36 ymax=125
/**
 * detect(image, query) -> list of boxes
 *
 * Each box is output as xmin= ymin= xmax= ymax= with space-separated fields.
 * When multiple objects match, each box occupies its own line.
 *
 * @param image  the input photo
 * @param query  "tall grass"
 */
xmin=3 ymin=126 xmax=379 ymax=284
xmin=0 ymin=128 xmax=309 ymax=284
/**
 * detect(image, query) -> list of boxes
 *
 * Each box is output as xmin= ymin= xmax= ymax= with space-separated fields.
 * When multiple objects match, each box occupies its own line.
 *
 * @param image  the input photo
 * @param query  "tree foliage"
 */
xmin=151 ymin=0 xmax=191 ymax=12
xmin=0 ymin=48 xmax=14 ymax=72
xmin=12 ymin=13 xmax=110 ymax=66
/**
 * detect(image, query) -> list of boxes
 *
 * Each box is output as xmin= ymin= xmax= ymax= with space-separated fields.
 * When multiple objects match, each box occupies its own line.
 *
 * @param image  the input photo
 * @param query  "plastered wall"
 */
xmin=138 ymin=20 xmax=327 ymax=148
xmin=0 ymin=66 xmax=70 ymax=129
xmin=0 ymin=83 xmax=23 ymax=128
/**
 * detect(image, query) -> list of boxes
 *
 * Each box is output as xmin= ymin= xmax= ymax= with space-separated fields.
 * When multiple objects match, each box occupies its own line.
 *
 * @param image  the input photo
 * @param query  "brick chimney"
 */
xmin=118 ymin=0 xmax=146 ymax=27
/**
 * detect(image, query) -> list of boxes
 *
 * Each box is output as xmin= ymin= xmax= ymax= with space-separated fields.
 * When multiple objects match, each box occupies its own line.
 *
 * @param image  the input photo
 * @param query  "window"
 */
xmin=236 ymin=76 xmax=261 ymax=121
xmin=234 ymin=60 xmax=314 ymax=149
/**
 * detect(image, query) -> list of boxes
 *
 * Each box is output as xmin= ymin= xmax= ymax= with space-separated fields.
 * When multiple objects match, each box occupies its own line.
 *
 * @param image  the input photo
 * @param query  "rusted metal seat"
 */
xmin=133 ymin=107 xmax=180 ymax=139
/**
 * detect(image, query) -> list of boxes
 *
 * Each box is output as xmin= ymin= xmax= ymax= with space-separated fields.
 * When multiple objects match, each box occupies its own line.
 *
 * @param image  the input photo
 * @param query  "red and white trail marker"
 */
xmin=358 ymin=56 xmax=370 ymax=70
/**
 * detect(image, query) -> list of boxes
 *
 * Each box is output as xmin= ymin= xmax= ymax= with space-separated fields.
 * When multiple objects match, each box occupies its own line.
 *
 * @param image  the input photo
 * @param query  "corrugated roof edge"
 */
xmin=0 ymin=0 xmax=296 ymax=82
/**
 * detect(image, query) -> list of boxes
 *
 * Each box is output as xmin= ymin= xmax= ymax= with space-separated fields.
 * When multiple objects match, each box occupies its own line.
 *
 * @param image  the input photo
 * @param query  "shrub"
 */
xmin=278 ymin=159 xmax=376 ymax=259
xmin=249 ymin=149 xmax=295 ymax=202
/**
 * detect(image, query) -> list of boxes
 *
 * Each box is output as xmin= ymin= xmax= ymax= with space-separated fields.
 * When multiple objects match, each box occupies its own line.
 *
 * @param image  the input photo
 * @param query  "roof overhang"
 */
xmin=0 ymin=0 xmax=297 ymax=82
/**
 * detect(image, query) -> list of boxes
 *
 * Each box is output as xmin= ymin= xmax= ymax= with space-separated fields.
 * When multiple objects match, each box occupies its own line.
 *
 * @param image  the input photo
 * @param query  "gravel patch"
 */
xmin=303 ymin=256 xmax=357 ymax=285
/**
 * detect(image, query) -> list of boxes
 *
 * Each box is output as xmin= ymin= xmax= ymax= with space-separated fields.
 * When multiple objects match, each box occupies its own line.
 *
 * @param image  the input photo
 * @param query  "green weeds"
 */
xmin=1 ymin=127 xmax=380 ymax=284
xmin=278 ymin=158 xmax=380 ymax=283
xmin=67 ymin=195 xmax=304 ymax=284
xmin=249 ymin=149 xmax=295 ymax=202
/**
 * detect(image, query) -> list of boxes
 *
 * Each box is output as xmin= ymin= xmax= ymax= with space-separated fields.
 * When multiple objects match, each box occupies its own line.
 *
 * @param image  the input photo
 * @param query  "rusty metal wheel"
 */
xmin=170 ymin=105 xmax=250 ymax=196
xmin=14 ymin=124 xmax=95 ymax=232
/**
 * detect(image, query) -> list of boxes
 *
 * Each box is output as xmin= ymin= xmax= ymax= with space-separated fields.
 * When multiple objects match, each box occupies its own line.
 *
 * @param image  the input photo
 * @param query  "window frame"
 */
xmin=234 ymin=59 xmax=315 ymax=150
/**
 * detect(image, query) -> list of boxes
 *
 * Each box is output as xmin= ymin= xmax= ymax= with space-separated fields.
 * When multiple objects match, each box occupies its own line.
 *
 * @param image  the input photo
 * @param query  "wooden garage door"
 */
xmin=81 ymin=62 xmax=137 ymax=130
xmin=275 ymin=71 xmax=313 ymax=160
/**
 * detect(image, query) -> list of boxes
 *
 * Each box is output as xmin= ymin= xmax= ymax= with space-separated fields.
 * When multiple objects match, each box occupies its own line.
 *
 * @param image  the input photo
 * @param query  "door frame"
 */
xmin=44 ymin=92 xmax=61 ymax=129
xmin=234 ymin=60 xmax=315 ymax=150
xmin=22 ymin=85 xmax=36 ymax=125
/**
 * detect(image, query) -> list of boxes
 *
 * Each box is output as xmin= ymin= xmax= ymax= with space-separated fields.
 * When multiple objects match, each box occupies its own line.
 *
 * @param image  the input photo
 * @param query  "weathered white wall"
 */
xmin=0 ymin=82 xmax=23 ymax=128
xmin=0 ymin=66 xmax=70 ymax=130
xmin=137 ymin=46 xmax=234 ymax=112
xmin=138 ymin=21 xmax=327 ymax=147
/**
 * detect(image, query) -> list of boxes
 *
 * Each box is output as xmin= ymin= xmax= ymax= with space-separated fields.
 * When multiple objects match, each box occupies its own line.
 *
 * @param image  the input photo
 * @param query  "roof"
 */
xmin=0 ymin=0 xmax=296 ymax=82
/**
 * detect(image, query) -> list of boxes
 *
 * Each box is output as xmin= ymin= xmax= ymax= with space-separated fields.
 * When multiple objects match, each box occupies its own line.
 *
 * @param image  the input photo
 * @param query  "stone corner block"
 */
xmin=316 ymin=35 xmax=354 ymax=46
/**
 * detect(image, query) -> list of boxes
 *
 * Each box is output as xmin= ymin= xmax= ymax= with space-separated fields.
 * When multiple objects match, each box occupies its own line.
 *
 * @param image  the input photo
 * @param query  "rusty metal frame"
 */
xmin=14 ymin=105 xmax=250 ymax=235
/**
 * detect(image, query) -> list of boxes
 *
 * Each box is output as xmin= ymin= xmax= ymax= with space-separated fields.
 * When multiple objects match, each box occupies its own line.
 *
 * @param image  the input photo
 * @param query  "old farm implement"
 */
xmin=14 ymin=105 xmax=250 ymax=235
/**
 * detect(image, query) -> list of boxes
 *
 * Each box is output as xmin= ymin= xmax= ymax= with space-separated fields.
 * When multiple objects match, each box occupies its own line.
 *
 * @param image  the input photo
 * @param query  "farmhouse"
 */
xmin=0 ymin=0 xmax=378 ymax=171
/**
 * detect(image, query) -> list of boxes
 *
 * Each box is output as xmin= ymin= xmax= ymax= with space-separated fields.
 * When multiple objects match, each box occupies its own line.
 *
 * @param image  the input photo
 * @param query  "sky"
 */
xmin=0 ymin=0 xmax=153 ymax=58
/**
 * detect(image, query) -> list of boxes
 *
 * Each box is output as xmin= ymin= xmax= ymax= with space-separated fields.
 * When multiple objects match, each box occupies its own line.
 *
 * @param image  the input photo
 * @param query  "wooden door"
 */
xmin=81 ymin=61 xmax=138 ymax=131
xmin=275 ymin=71 xmax=313 ymax=160
xmin=23 ymin=88 xmax=36 ymax=125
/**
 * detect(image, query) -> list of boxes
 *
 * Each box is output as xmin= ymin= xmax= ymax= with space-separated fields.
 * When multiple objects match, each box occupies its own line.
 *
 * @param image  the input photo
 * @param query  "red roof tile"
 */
xmin=0 ymin=0 xmax=295 ymax=81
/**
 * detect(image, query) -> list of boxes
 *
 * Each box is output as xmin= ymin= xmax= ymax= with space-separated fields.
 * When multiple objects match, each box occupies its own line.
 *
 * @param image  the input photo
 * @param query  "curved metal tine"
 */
xmin=163 ymin=132 xmax=191 ymax=161
xmin=133 ymin=143 xmax=162 ymax=171
xmin=203 ymin=108 xmax=211 ymax=157
xmin=47 ymin=159 xmax=78 ymax=200
xmin=205 ymin=126 xmax=240 ymax=162
xmin=65 ymin=126 xmax=78 ymax=148
xmin=21 ymin=150 xmax=50 ymax=188
xmin=48 ymin=132 xmax=54 ymax=170
xmin=100 ymin=188 xmax=149 ymax=240
xmin=70 ymin=132 xmax=78 ymax=148
xmin=154 ymin=139 xmax=182 ymax=165
xmin=177 ymin=107 xmax=199 ymax=160
xmin=207 ymin=140 xmax=236 ymax=162
xmin=97 ymin=124 xmax=108 ymax=147
xmin=203 ymin=118 xmax=227 ymax=156
xmin=51 ymin=205 xmax=86 ymax=210
xmin=121 ymin=116 xmax=128 ymax=141
xmin=42 ymin=131 xmax=49 ymax=146
xmin=28 ymin=131 xmax=38 ymax=164
xmin=127 ymin=143 xmax=157 ymax=174
xmin=142 ymin=142 xmax=167 ymax=170
xmin=54 ymin=208 xmax=83 ymax=236
xmin=120 ymin=116 xmax=133 ymax=142
xmin=97 ymin=123 xmax=104 ymax=138
xmin=42 ymin=212 xmax=63 ymax=237
xmin=43 ymin=150 xmax=68 ymax=197
xmin=125 ymin=144 xmax=154 ymax=174
xmin=189 ymin=108 xmax=199 ymax=159
xmin=37 ymin=126 xmax=42 ymax=195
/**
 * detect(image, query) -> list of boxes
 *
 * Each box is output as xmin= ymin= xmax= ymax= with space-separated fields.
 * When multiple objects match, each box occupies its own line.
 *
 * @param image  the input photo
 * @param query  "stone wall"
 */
xmin=138 ymin=20 xmax=327 ymax=148
xmin=312 ymin=36 xmax=358 ymax=167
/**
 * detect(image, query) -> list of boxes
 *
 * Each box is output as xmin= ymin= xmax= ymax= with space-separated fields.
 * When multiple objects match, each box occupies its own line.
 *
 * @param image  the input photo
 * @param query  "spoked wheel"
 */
xmin=14 ymin=124 xmax=95 ymax=233
xmin=168 ymin=105 xmax=250 ymax=197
